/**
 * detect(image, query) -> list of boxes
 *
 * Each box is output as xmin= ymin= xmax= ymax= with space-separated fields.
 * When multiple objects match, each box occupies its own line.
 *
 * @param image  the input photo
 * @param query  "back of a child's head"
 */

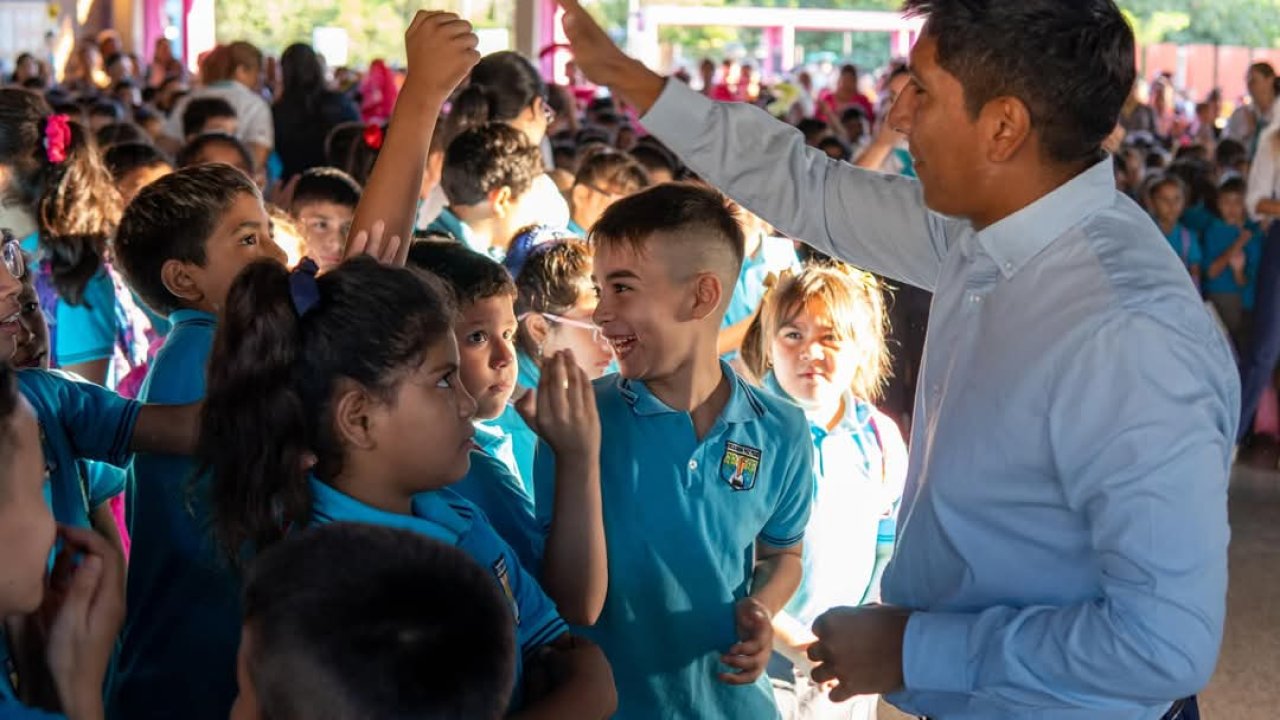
xmin=514 ymin=239 xmax=593 ymax=352
xmin=240 ymin=522 xmax=515 ymax=720
xmin=198 ymin=257 xmax=455 ymax=560
xmin=115 ymin=163 xmax=261 ymax=315
xmin=591 ymin=182 xmax=745 ymax=283
xmin=177 ymin=132 xmax=255 ymax=174
xmin=324 ymin=121 xmax=382 ymax=186
xmin=0 ymin=88 xmax=122 ymax=305
xmin=95 ymin=121 xmax=149 ymax=150
xmin=290 ymin=167 xmax=362 ymax=214
xmin=104 ymin=142 xmax=172 ymax=184
xmin=574 ymin=149 xmax=651 ymax=195
xmin=628 ymin=141 xmax=679 ymax=182
xmin=182 ymin=96 xmax=237 ymax=138
xmin=1215 ymin=138 xmax=1247 ymax=173
xmin=406 ymin=240 xmax=516 ymax=309
xmin=449 ymin=51 xmax=545 ymax=130
xmin=441 ymin=123 xmax=543 ymax=207
xmin=1219 ymin=175 xmax=1247 ymax=199
xmin=742 ymin=262 xmax=890 ymax=401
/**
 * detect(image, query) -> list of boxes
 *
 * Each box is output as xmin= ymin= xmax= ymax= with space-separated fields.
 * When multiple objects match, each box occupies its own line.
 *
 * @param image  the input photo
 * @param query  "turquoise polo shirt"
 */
xmin=17 ymin=369 xmax=139 ymax=532
xmin=567 ymin=219 xmax=588 ymax=237
xmin=534 ymin=363 xmax=813 ymax=719
xmin=1161 ymin=222 xmax=1202 ymax=270
xmin=0 ymin=701 xmax=64 ymax=718
xmin=22 ymin=231 xmax=121 ymax=370
xmin=450 ymin=446 xmax=544 ymax=573
xmin=487 ymin=351 xmax=542 ymax=490
xmin=1202 ymin=219 xmax=1264 ymax=308
xmin=425 ymin=207 xmax=487 ymax=255
xmin=108 ymin=309 xmax=240 ymax=720
xmin=309 ymin=478 xmax=568 ymax=706
xmin=722 ymin=244 xmax=771 ymax=332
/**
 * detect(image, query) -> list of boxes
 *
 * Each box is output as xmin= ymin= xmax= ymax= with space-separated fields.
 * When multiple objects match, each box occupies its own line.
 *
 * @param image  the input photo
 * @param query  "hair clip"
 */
xmin=289 ymin=257 xmax=321 ymax=317
xmin=362 ymin=124 xmax=385 ymax=151
xmin=43 ymin=114 xmax=71 ymax=164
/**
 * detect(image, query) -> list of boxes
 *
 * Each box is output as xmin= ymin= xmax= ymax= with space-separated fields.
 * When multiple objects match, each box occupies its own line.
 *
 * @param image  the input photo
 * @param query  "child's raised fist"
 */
xmin=404 ymin=11 xmax=481 ymax=99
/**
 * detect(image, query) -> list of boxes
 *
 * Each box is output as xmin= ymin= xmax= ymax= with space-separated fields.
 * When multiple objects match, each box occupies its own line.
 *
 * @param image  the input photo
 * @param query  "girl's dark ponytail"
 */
xmin=197 ymin=259 xmax=311 ymax=564
xmin=449 ymin=83 xmax=494 ymax=136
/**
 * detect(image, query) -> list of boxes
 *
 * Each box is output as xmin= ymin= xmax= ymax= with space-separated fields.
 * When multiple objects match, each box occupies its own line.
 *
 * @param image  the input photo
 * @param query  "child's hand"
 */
xmin=404 ymin=11 xmax=481 ymax=100
xmin=517 ymin=350 xmax=600 ymax=459
xmin=344 ymin=220 xmax=408 ymax=267
xmin=45 ymin=525 xmax=125 ymax=720
xmin=1230 ymin=249 xmax=1247 ymax=273
xmin=719 ymin=598 xmax=773 ymax=685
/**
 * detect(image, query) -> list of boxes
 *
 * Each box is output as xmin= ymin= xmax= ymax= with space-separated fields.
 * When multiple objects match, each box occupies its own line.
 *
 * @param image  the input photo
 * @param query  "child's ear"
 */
xmin=689 ymin=271 xmax=724 ymax=322
xmin=489 ymin=186 xmax=514 ymax=217
xmin=161 ymin=259 xmax=204 ymax=305
xmin=332 ymin=384 xmax=377 ymax=451
xmin=523 ymin=314 xmax=552 ymax=350
xmin=569 ymin=183 xmax=591 ymax=211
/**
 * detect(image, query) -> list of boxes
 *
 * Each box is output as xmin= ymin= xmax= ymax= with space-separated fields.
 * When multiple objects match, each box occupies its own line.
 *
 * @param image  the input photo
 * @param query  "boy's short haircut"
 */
xmin=591 ymin=182 xmax=745 ymax=277
xmin=817 ymin=136 xmax=853 ymax=161
xmin=89 ymin=99 xmax=124 ymax=122
xmin=406 ymin=240 xmax=517 ymax=307
xmin=177 ymin=132 xmax=255 ymax=173
xmin=1219 ymin=175 xmax=1247 ymax=197
xmin=104 ymin=142 xmax=173 ymax=183
xmin=290 ymin=167 xmax=362 ymax=213
xmin=441 ymin=124 xmax=543 ymax=207
xmin=95 ymin=121 xmax=150 ymax=149
xmin=574 ymin=149 xmax=651 ymax=194
xmin=629 ymin=140 xmax=679 ymax=178
xmin=243 ymin=523 xmax=515 ymax=720
xmin=115 ymin=163 xmax=262 ymax=315
xmin=1216 ymin=139 xmax=1247 ymax=170
xmin=182 ymin=97 xmax=237 ymax=138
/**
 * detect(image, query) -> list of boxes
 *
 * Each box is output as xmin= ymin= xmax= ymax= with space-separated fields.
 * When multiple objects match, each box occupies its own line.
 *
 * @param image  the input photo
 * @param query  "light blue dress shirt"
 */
xmin=644 ymin=79 xmax=1238 ymax=720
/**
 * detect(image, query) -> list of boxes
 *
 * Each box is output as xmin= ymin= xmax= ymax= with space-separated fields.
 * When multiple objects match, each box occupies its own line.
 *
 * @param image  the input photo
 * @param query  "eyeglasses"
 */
xmin=575 ymin=181 xmax=624 ymax=201
xmin=2 ymin=232 xmax=25 ymax=281
xmin=520 ymin=311 xmax=603 ymax=342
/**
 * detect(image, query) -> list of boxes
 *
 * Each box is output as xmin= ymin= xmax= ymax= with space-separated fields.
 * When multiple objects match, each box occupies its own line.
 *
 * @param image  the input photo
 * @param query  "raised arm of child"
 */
xmin=517 ymin=350 xmax=607 ymax=626
xmin=348 ymin=11 xmax=480 ymax=259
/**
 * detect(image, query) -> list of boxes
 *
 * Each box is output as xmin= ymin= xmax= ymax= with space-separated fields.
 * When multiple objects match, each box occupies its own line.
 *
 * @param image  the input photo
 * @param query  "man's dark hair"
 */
xmin=591 ymin=182 xmax=745 ymax=273
xmin=406 ymin=239 xmax=517 ymax=307
xmin=242 ymin=523 xmax=515 ymax=720
xmin=903 ymin=0 xmax=1136 ymax=164
xmin=441 ymin=124 xmax=543 ymax=207
xmin=177 ymin=132 xmax=254 ymax=172
xmin=115 ymin=163 xmax=262 ymax=314
xmin=182 ymin=96 xmax=237 ymax=138
xmin=290 ymin=167 xmax=362 ymax=213
xmin=104 ymin=142 xmax=172 ymax=184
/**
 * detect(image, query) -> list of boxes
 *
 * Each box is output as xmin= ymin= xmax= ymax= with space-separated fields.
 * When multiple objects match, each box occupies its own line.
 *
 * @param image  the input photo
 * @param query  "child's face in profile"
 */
xmin=12 ymin=279 xmax=48 ymax=369
xmin=539 ymin=279 xmax=615 ymax=379
xmin=119 ymin=162 xmax=173 ymax=206
xmin=1218 ymin=191 xmax=1247 ymax=227
xmin=770 ymin=299 xmax=859 ymax=411
xmin=295 ymin=201 xmax=354 ymax=271
xmin=0 ymin=397 xmax=56 ymax=616
xmin=1150 ymin=183 xmax=1186 ymax=225
xmin=456 ymin=295 xmax=519 ymax=421
xmin=176 ymin=193 xmax=286 ymax=313
xmin=592 ymin=240 xmax=700 ymax=381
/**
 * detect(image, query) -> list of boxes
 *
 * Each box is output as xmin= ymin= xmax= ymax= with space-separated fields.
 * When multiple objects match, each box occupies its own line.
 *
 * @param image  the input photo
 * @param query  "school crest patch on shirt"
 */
xmin=721 ymin=441 xmax=762 ymax=491
xmin=492 ymin=556 xmax=520 ymax=624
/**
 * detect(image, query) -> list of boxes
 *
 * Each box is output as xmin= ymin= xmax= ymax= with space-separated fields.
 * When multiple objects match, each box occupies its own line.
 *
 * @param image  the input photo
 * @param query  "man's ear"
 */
xmin=161 ymin=259 xmax=204 ymax=305
xmin=982 ymin=96 xmax=1033 ymax=164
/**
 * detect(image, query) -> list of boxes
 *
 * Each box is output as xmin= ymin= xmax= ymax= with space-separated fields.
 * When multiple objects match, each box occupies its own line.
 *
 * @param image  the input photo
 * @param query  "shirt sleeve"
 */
xmin=52 ymin=372 xmax=141 ymax=467
xmin=758 ymin=420 xmax=814 ymax=548
xmin=1247 ymin=134 xmax=1277 ymax=220
xmin=54 ymin=270 xmax=117 ymax=367
xmin=640 ymin=79 xmax=960 ymax=291
xmin=82 ymin=460 xmax=126 ymax=508
xmin=244 ymin=96 xmax=275 ymax=148
xmin=531 ymin=439 xmax=556 ymax=539
xmin=501 ymin=536 xmax=568 ymax=659
xmin=901 ymin=311 xmax=1235 ymax=707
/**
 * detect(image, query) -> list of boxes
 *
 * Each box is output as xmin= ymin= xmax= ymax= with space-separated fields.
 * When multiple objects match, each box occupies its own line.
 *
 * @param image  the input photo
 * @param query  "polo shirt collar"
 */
xmin=976 ymin=155 xmax=1116 ymax=280
xmin=168 ymin=308 xmax=217 ymax=326
xmin=308 ymin=475 xmax=469 ymax=543
xmin=473 ymin=419 xmax=508 ymax=455
xmin=618 ymin=360 xmax=766 ymax=423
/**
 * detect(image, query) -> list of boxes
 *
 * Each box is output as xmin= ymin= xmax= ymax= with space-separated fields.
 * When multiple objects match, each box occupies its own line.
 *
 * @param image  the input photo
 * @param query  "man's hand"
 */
xmin=719 ymin=598 xmax=773 ymax=685
xmin=808 ymin=605 xmax=910 ymax=702
xmin=554 ymin=0 xmax=664 ymax=112
xmin=404 ymin=11 xmax=480 ymax=99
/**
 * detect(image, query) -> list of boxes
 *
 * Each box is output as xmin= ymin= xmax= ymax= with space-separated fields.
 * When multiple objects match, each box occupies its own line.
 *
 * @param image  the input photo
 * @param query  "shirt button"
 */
xmin=688 ymin=460 xmax=699 ymax=471
xmin=969 ymin=293 xmax=981 ymax=304
xmin=1003 ymin=262 xmax=1014 ymax=272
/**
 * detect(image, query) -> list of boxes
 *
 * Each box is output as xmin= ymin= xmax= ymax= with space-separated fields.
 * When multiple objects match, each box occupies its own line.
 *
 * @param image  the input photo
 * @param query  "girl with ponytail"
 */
xmin=0 ymin=88 xmax=154 ymax=387
xmin=197 ymin=256 xmax=617 ymax=717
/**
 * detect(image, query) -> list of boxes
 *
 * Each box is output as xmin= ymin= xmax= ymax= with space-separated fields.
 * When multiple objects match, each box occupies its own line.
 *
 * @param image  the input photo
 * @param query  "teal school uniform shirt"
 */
xmin=488 ymin=351 xmax=542 ymax=490
xmin=1161 ymin=221 xmax=1202 ymax=270
xmin=450 ymin=440 xmax=544 ymax=572
xmin=1181 ymin=202 xmax=1217 ymax=236
xmin=535 ymin=363 xmax=813 ymax=719
xmin=1202 ymin=219 xmax=1264 ymax=308
xmin=108 ymin=309 xmax=241 ymax=720
xmin=567 ymin=219 xmax=588 ymax=237
xmin=309 ymin=478 xmax=568 ymax=706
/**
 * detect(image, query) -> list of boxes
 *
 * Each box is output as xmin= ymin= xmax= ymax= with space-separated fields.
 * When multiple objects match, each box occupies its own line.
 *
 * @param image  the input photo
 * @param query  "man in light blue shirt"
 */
xmin=555 ymin=0 xmax=1237 ymax=718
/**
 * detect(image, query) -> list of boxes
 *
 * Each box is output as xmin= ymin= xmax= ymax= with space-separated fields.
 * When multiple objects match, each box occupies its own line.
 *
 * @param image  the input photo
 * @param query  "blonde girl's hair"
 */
xmin=742 ymin=261 xmax=892 ymax=403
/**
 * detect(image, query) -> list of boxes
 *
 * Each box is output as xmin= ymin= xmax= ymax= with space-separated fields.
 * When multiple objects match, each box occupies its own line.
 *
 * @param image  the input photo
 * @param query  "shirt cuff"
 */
xmin=902 ymin=611 xmax=974 ymax=694
xmin=639 ymin=78 xmax=715 ymax=147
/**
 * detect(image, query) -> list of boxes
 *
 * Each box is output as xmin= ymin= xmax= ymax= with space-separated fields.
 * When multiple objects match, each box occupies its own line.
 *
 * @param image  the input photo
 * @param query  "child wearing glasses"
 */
xmin=567 ymin=149 xmax=652 ymax=237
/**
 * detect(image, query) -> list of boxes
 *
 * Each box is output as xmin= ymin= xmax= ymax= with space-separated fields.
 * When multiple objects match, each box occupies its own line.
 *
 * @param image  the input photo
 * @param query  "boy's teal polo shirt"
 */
xmin=108 ymin=309 xmax=240 ymax=720
xmin=450 ymin=448 xmax=544 ymax=573
xmin=534 ymin=362 xmax=813 ymax=719
xmin=17 ymin=369 xmax=139 ymax=532
xmin=1202 ymin=219 xmax=1264 ymax=307
xmin=309 ymin=479 xmax=568 ymax=705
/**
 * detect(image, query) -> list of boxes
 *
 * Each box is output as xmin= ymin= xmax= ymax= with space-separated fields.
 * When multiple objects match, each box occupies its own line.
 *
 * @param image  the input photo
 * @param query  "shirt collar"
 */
xmin=516 ymin=350 xmax=541 ymax=390
xmin=308 ymin=475 xmax=469 ymax=543
xmin=763 ymin=371 xmax=869 ymax=437
xmin=618 ymin=360 xmax=765 ymax=423
xmin=473 ymin=419 xmax=508 ymax=455
xmin=168 ymin=308 xmax=217 ymax=325
xmin=976 ymin=156 xmax=1116 ymax=280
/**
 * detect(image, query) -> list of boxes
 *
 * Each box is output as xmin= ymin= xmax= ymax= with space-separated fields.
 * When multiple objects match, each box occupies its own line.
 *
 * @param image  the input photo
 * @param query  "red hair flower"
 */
xmin=44 ymin=114 xmax=71 ymax=165
xmin=362 ymin=123 xmax=385 ymax=151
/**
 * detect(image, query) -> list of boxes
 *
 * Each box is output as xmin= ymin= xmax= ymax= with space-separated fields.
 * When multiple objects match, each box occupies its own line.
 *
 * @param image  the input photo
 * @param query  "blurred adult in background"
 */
xmin=147 ymin=38 xmax=187 ymax=88
xmin=359 ymin=59 xmax=399 ymax=124
xmin=1226 ymin=63 xmax=1277 ymax=161
xmin=273 ymin=43 xmax=360 ymax=181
